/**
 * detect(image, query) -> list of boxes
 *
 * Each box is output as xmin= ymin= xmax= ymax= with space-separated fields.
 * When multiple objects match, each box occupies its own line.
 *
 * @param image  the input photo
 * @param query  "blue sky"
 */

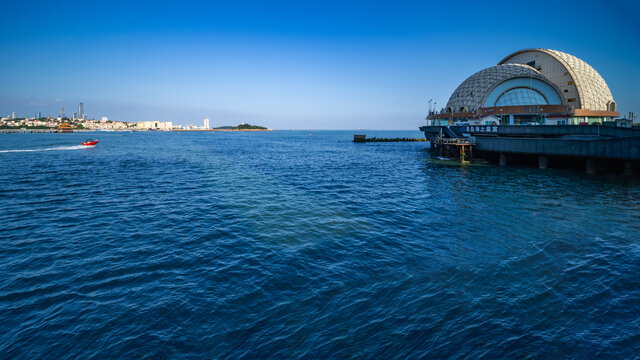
xmin=1 ymin=0 xmax=638 ymax=129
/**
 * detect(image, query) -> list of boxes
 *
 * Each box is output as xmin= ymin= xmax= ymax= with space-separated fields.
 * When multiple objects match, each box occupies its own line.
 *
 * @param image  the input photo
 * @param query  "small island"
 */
xmin=170 ymin=123 xmax=271 ymax=132
xmin=211 ymin=124 xmax=269 ymax=130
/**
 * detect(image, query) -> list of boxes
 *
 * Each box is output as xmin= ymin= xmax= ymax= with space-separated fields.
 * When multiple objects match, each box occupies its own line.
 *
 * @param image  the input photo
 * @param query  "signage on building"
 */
xmin=463 ymin=126 xmax=498 ymax=133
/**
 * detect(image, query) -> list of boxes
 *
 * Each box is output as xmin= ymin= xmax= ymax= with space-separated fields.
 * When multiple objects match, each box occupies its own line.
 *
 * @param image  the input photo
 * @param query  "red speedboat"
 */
xmin=81 ymin=139 xmax=98 ymax=146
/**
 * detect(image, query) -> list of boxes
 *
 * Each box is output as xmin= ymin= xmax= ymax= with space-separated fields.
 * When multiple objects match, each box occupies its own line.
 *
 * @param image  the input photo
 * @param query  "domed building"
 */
xmin=428 ymin=49 xmax=619 ymax=125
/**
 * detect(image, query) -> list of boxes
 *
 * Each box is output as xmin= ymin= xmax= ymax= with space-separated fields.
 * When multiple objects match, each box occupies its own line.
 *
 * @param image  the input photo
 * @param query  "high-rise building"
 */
xmin=203 ymin=118 xmax=210 ymax=129
xmin=11 ymin=112 xmax=16 ymax=119
xmin=78 ymin=102 xmax=84 ymax=118
xmin=60 ymin=106 xmax=65 ymax=117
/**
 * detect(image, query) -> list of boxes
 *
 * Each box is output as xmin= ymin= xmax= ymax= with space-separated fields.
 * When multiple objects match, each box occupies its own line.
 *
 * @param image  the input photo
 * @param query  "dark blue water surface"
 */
xmin=1 ymin=130 xmax=639 ymax=359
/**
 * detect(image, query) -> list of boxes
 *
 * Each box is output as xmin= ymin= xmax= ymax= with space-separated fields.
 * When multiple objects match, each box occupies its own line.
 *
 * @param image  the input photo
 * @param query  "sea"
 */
xmin=1 ymin=130 xmax=639 ymax=359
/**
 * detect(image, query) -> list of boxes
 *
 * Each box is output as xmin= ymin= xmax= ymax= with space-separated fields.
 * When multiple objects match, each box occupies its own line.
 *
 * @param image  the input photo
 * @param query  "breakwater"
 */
xmin=353 ymin=134 xmax=426 ymax=142
xmin=0 ymin=129 xmax=71 ymax=133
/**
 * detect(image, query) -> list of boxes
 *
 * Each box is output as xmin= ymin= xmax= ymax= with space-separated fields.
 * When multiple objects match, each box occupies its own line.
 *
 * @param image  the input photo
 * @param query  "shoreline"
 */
xmin=169 ymin=129 xmax=272 ymax=132
xmin=0 ymin=128 xmax=273 ymax=133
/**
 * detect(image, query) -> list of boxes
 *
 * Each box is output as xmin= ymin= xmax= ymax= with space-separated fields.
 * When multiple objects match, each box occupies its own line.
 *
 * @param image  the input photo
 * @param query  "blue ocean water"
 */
xmin=1 ymin=130 xmax=639 ymax=359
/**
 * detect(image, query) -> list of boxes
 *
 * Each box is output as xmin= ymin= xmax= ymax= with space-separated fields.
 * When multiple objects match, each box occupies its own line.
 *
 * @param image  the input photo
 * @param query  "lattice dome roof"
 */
xmin=500 ymin=49 xmax=615 ymax=111
xmin=445 ymin=64 xmax=548 ymax=112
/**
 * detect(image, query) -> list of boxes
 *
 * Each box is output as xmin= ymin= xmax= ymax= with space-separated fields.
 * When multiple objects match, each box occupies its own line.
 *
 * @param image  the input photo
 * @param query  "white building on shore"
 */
xmin=136 ymin=121 xmax=173 ymax=130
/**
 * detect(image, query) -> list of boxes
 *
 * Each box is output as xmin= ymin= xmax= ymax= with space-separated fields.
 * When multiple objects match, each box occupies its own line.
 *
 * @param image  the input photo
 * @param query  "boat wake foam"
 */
xmin=0 ymin=145 xmax=87 ymax=153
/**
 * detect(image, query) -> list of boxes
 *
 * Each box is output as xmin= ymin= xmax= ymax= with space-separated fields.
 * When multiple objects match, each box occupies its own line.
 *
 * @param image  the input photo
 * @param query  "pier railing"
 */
xmin=429 ymin=137 xmax=475 ymax=146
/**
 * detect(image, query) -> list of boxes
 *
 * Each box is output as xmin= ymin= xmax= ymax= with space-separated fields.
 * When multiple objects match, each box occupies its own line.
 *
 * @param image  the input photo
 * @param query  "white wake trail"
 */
xmin=0 ymin=145 xmax=88 ymax=153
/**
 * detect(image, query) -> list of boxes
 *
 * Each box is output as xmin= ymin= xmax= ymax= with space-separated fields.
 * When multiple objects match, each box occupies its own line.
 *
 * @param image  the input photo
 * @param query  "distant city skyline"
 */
xmin=5 ymin=101 xmax=91 ymax=120
xmin=1 ymin=0 xmax=638 ymax=129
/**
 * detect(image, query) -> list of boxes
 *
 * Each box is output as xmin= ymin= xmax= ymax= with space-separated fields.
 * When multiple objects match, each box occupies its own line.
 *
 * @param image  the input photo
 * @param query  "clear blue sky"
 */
xmin=1 ymin=0 xmax=638 ymax=129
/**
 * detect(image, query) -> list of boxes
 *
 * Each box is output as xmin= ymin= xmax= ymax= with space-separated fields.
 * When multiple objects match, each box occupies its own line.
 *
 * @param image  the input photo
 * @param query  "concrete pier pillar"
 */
xmin=624 ymin=161 xmax=637 ymax=176
xmin=499 ymin=153 xmax=508 ymax=166
xmin=538 ymin=156 xmax=548 ymax=170
xmin=586 ymin=159 xmax=597 ymax=174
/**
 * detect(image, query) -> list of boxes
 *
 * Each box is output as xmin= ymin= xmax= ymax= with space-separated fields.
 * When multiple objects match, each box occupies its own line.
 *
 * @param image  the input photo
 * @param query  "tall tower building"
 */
xmin=78 ymin=102 xmax=84 ymax=118
xmin=203 ymin=118 xmax=210 ymax=129
xmin=60 ymin=106 xmax=65 ymax=118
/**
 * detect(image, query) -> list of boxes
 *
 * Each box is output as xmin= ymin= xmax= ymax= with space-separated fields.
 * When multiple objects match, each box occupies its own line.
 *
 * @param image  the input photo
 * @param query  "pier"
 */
xmin=421 ymin=125 xmax=640 ymax=174
xmin=429 ymin=137 xmax=474 ymax=162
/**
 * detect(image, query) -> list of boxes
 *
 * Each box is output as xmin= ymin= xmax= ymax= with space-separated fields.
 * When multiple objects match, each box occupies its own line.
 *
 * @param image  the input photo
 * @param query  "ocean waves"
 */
xmin=1 ymin=131 xmax=639 ymax=358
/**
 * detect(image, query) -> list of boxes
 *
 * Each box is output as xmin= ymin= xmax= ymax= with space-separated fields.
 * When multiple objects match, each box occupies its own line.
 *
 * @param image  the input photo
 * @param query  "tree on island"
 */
xmin=211 ymin=123 xmax=268 ymax=130
xmin=234 ymin=124 xmax=267 ymax=130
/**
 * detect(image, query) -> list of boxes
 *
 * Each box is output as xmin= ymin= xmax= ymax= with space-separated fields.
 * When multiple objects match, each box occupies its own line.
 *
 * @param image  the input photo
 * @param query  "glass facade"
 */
xmin=513 ymin=114 xmax=544 ymax=125
xmin=495 ymin=88 xmax=548 ymax=106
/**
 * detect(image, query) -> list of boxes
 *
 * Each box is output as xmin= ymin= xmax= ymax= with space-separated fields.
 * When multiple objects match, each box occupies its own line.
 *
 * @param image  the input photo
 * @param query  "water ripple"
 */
xmin=1 ymin=131 xmax=639 ymax=358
